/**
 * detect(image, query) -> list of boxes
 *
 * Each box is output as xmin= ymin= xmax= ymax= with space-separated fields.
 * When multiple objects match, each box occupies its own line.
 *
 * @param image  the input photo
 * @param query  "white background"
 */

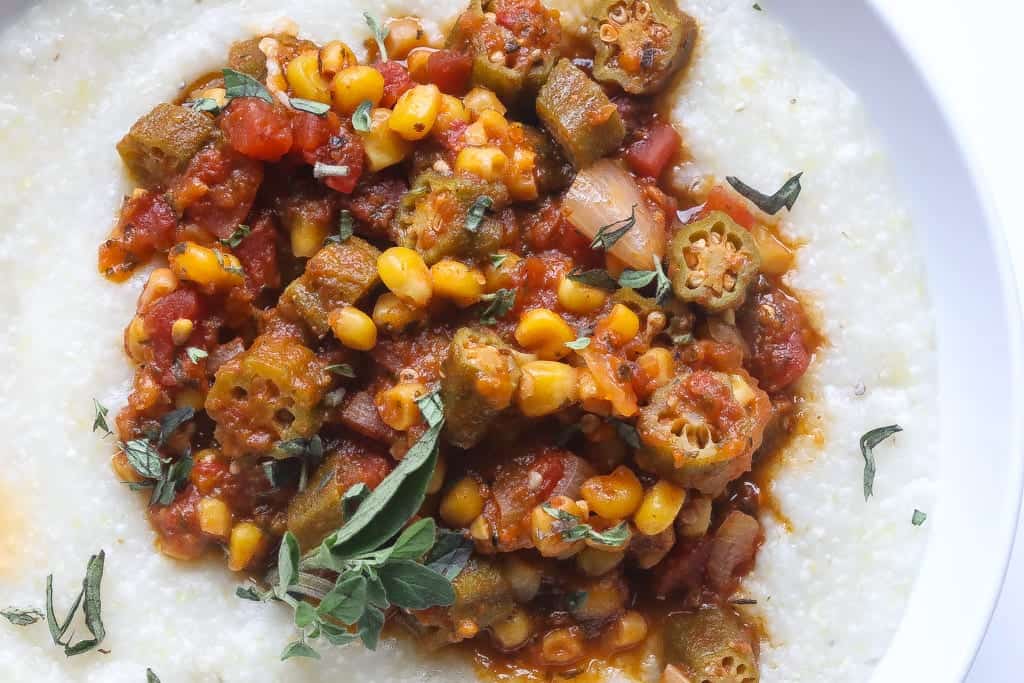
xmin=879 ymin=1 xmax=1024 ymax=680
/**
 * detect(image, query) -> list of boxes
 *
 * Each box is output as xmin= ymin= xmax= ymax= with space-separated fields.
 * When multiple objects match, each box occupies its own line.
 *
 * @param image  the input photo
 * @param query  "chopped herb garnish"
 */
xmin=590 ymin=205 xmax=637 ymax=251
xmin=1 ymin=607 xmax=44 ymax=626
xmin=151 ymin=451 xmax=193 ymax=506
xmin=859 ymin=424 xmax=902 ymax=500
xmin=290 ymin=98 xmax=331 ymax=116
xmin=731 ymin=598 xmax=758 ymax=605
xmin=146 ymin=669 xmax=161 ymax=683
xmin=188 ymin=97 xmax=221 ymax=114
xmin=424 ymin=529 xmax=473 ymax=581
xmin=92 ymin=399 xmax=112 ymax=436
xmin=313 ymin=162 xmax=351 ymax=179
xmin=726 ymin=173 xmax=803 ymax=215
xmin=566 ymin=591 xmax=588 ymax=612
xmin=364 ymin=13 xmax=390 ymax=61
xmin=220 ymin=224 xmax=251 ymax=248
xmin=281 ymin=639 xmax=321 ymax=661
xmin=617 ymin=268 xmax=657 ymax=290
xmin=415 ymin=390 xmax=445 ymax=428
xmin=45 ymin=550 xmax=106 ymax=657
xmin=123 ymin=438 xmax=193 ymax=506
xmin=541 ymin=504 xmax=630 ymax=548
xmin=752 ymin=2 xmax=763 ymax=10
xmin=565 ymin=337 xmax=591 ymax=351
xmin=479 ymin=288 xmax=516 ymax=325
xmin=912 ymin=509 xmax=927 ymax=527
xmin=465 ymin=196 xmax=494 ymax=233
xmin=342 ymin=483 xmax=371 ymax=519
xmin=158 ymin=406 xmax=194 ymax=446
xmin=325 ymin=363 xmax=356 ymax=378
xmin=325 ymin=210 xmax=355 ymax=245
xmin=185 ymin=347 xmax=208 ymax=363
xmin=123 ymin=439 xmax=164 ymax=480
xmin=489 ymin=252 xmax=510 ymax=269
xmin=352 ymin=100 xmax=373 ymax=132
xmin=567 ymin=267 xmax=619 ymax=292
xmin=222 ymin=67 xmax=273 ymax=104
xmin=612 ymin=419 xmax=641 ymax=449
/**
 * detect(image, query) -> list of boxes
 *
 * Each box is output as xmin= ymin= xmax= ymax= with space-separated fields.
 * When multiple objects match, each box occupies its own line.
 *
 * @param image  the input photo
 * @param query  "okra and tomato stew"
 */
xmin=98 ymin=1 xmax=814 ymax=681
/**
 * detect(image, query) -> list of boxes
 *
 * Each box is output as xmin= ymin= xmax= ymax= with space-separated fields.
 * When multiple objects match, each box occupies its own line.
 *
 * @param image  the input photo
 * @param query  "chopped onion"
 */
xmin=707 ymin=510 xmax=760 ymax=591
xmin=563 ymin=160 xmax=666 ymax=270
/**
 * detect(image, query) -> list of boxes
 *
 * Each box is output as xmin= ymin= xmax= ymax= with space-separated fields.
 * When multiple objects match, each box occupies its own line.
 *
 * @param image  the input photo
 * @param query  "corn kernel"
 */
xmin=469 ymin=514 xmax=492 ymax=542
xmin=332 ymin=65 xmax=385 ymax=114
xmin=384 ymin=17 xmax=429 ymax=60
xmin=376 ymin=381 xmax=428 ymax=431
xmin=227 ymin=521 xmax=267 ymax=571
xmin=492 ymin=608 xmax=534 ymax=651
xmin=435 ymin=94 xmax=471 ymax=135
xmin=751 ymin=224 xmax=794 ymax=275
xmin=328 ymin=306 xmax=377 ymax=351
xmin=605 ymin=611 xmax=649 ymax=651
xmin=477 ymin=109 xmax=510 ymax=137
xmin=576 ymin=546 xmax=625 ymax=577
xmin=111 ymin=451 xmax=145 ymax=484
xmin=171 ymin=318 xmax=194 ymax=346
xmin=514 ymin=308 xmax=575 ymax=360
xmin=637 ymin=347 xmax=675 ymax=395
xmin=138 ymin=268 xmax=179 ymax=310
xmin=540 ymin=627 xmax=584 ymax=666
xmin=440 ymin=477 xmax=485 ymax=528
xmin=557 ymin=275 xmax=607 ymax=315
xmin=506 ymin=147 xmax=538 ymax=201
xmin=168 ymin=241 xmax=244 ymax=292
xmin=463 ymin=87 xmax=507 ymax=118
xmin=569 ymin=574 xmax=628 ymax=621
xmin=633 ymin=480 xmax=687 ymax=536
xmin=286 ymin=51 xmax=331 ymax=104
xmin=389 ymin=84 xmax=442 ymax=141
xmin=125 ymin=315 xmax=149 ymax=363
xmin=175 ymin=388 xmax=205 ymax=411
xmin=406 ymin=47 xmax=435 ymax=83
xmin=378 ymin=247 xmax=433 ymax=307
xmin=604 ymin=303 xmax=640 ymax=346
xmin=484 ymin=251 xmax=521 ymax=291
xmin=198 ymin=497 xmax=232 ymax=538
xmin=319 ymin=40 xmax=358 ymax=79
xmin=430 ymin=259 xmax=486 ymax=307
xmin=200 ymin=87 xmax=229 ymax=109
xmin=358 ymin=108 xmax=414 ymax=172
xmin=290 ymin=216 xmax=330 ymax=258
xmin=372 ymin=292 xmax=427 ymax=335
xmin=581 ymin=466 xmax=644 ymax=520
xmin=455 ymin=146 xmax=509 ymax=182
xmin=192 ymin=448 xmax=223 ymax=495
xmin=517 ymin=360 xmax=578 ymax=418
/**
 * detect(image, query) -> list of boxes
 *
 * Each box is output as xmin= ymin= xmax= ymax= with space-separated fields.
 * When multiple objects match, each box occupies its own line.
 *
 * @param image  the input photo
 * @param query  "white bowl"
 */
xmin=765 ymin=1 xmax=1023 ymax=681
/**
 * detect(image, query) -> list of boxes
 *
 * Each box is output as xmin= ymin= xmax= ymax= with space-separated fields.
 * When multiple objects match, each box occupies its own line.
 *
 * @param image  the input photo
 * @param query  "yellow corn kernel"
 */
xmin=469 ymin=514 xmax=491 ymax=542
xmin=532 ymin=496 xmax=587 ymax=558
xmin=331 ymin=65 xmax=385 ymax=114
xmin=328 ymin=306 xmax=378 ymax=351
xmin=290 ymin=216 xmax=330 ymax=258
xmin=427 ymin=454 xmax=447 ymax=495
xmin=515 ymin=308 xmax=575 ymax=360
xmin=138 ymin=267 xmax=179 ymax=310
xmin=440 ymin=477 xmax=485 ymax=528
xmin=358 ymin=108 xmax=414 ymax=172
xmin=112 ymin=451 xmax=145 ymax=484
xmin=389 ymin=84 xmax=442 ymax=141
xmin=604 ymin=303 xmax=640 ymax=346
xmin=478 ymin=109 xmax=510 ymax=136
xmin=319 ymin=40 xmax=358 ymax=79
xmin=540 ymin=627 xmax=584 ymax=666
xmin=455 ymin=146 xmax=509 ymax=183
xmin=580 ymin=466 xmax=644 ymax=520
xmin=517 ymin=361 xmax=578 ymax=418
xmin=169 ymin=241 xmax=244 ymax=292
xmin=175 ymin=387 xmax=205 ymax=411
xmin=638 ymin=347 xmax=674 ymax=393
xmin=227 ymin=521 xmax=267 ymax=571
xmin=751 ymin=224 xmax=794 ymax=275
xmin=463 ymin=120 xmax=489 ymax=147
xmin=576 ymin=546 xmax=625 ymax=577
xmin=484 ymin=251 xmax=521 ymax=291
xmin=506 ymin=147 xmax=538 ymax=201
xmin=463 ymin=86 xmax=507 ymax=118
xmin=125 ymin=316 xmax=149 ymax=363
xmin=378 ymin=247 xmax=433 ymax=307
xmin=286 ymin=51 xmax=331 ymax=104
xmin=384 ymin=17 xmax=429 ymax=60
xmin=500 ymin=554 xmax=544 ymax=602
xmin=376 ymin=381 xmax=428 ymax=431
xmin=372 ymin=292 xmax=427 ymax=335
xmin=570 ymin=575 xmax=628 ymax=621
xmin=633 ymin=480 xmax=687 ymax=536
xmin=200 ymin=87 xmax=229 ymax=109
xmin=435 ymin=94 xmax=471 ymax=135
xmin=557 ymin=275 xmax=607 ymax=315
xmin=492 ymin=608 xmax=534 ymax=651
xmin=430 ymin=259 xmax=486 ymax=307
xmin=198 ymin=497 xmax=232 ymax=538
xmin=171 ymin=318 xmax=194 ymax=346
xmin=604 ymin=611 xmax=649 ymax=651
xmin=192 ymin=448 xmax=223 ymax=495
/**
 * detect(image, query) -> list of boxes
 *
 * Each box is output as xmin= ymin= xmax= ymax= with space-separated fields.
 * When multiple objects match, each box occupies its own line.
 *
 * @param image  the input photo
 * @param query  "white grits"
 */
xmin=0 ymin=1 xmax=936 ymax=681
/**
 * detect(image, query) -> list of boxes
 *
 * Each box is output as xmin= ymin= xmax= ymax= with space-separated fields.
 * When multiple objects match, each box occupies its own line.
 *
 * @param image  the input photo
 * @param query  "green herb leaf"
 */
xmin=220 ymin=224 xmax=252 ymax=248
xmin=326 ymin=363 xmax=356 ymax=378
xmin=652 ymin=256 xmax=671 ymax=304
xmin=278 ymin=532 xmax=301 ymax=589
xmin=424 ymin=529 xmax=473 ymax=581
xmin=479 ymin=288 xmax=516 ymax=325
xmin=316 ymin=572 xmax=368 ymax=625
xmin=342 ymin=483 xmax=370 ymax=519
xmin=313 ymin=162 xmax=351 ymax=179
xmin=378 ymin=560 xmax=456 ymax=610
xmin=124 ymin=439 xmax=164 ymax=480
xmin=860 ymin=424 xmax=902 ymax=500
xmin=730 ymin=598 xmax=758 ymax=605
xmin=45 ymin=574 xmax=82 ymax=647
xmin=46 ymin=550 xmax=105 ymax=656
xmin=617 ymin=269 xmax=658 ymax=289
xmin=320 ymin=621 xmax=360 ymax=646
xmin=294 ymin=600 xmax=317 ymax=629
xmin=357 ymin=605 xmax=385 ymax=650
xmin=465 ymin=196 xmax=494 ymax=233
xmin=158 ymin=407 xmax=194 ymax=446
xmin=188 ymin=98 xmax=221 ymax=114
xmin=415 ymin=390 xmax=444 ymax=428
xmin=222 ymin=67 xmax=273 ymax=104
xmin=612 ymin=419 xmax=641 ymax=449
xmin=566 ymin=591 xmax=587 ymax=611
xmin=590 ymin=205 xmax=637 ymax=251
xmin=146 ymin=668 xmax=161 ymax=683
xmin=726 ymin=173 xmax=803 ymax=215
xmin=565 ymin=337 xmax=591 ymax=351
xmin=585 ymin=521 xmax=630 ymax=547
xmin=489 ymin=252 xmax=509 ymax=269
xmin=352 ymin=100 xmax=373 ymax=132
xmin=92 ymin=399 xmax=112 ymax=436
xmin=281 ymin=639 xmax=321 ymax=661
xmin=389 ymin=517 xmax=437 ymax=561
xmin=567 ymin=268 xmax=619 ymax=291
xmin=1 ymin=607 xmax=44 ymax=626
xmin=752 ymin=2 xmax=763 ymax=10
xmin=912 ymin=509 xmax=927 ymax=526
xmin=185 ymin=347 xmax=208 ymax=364
xmin=151 ymin=452 xmax=193 ymax=506
xmin=290 ymin=98 xmax=331 ymax=115
xmin=363 ymin=13 xmax=390 ymax=62
xmin=541 ymin=504 xmax=629 ymax=548
xmin=235 ymin=585 xmax=265 ymax=602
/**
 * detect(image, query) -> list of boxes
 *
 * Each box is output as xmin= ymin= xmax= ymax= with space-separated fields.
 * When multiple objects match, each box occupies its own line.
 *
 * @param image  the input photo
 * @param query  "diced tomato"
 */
xmin=232 ymin=213 xmax=280 ymax=295
xmin=170 ymin=145 xmax=264 ymax=240
xmin=425 ymin=50 xmax=472 ymax=95
xmin=625 ymin=122 xmax=680 ymax=179
xmin=652 ymin=536 xmax=713 ymax=598
xmin=345 ymin=172 xmax=408 ymax=240
xmin=436 ymin=119 xmax=469 ymax=153
xmin=141 ymin=288 xmax=203 ymax=381
xmin=148 ymin=484 xmax=210 ymax=561
xmin=701 ymin=185 xmax=755 ymax=229
xmin=220 ymin=98 xmax=294 ymax=162
xmin=98 ymin=190 xmax=178 ymax=281
xmin=736 ymin=276 xmax=813 ymax=392
xmin=313 ymin=128 xmax=365 ymax=194
xmin=518 ymin=200 xmax=599 ymax=266
xmin=376 ymin=61 xmax=415 ymax=108
xmin=290 ymin=110 xmax=336 ymax=164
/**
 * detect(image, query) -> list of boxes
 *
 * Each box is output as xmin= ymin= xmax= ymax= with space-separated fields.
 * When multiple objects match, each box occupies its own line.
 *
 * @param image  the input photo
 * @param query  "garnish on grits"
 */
xmin=92 ymin=1 xmax=823 ymax=679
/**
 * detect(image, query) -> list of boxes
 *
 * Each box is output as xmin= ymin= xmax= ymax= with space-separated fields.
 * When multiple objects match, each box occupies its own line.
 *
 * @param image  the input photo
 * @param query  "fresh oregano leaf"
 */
xmin=912 ymin=509 xmax=927 ymax=526
xmin=326 ymin=210 xmax=355 ymax=245
xmin=389 ymin=517 xmax=437 ymax=561
xmin=415 ymin=390 xmax=444 ymax=428
xmin=489 ymin=252 xmax=509 ymax=269
xmin=188 ymin=97 xmax=221 ymax=114
xmin=316 ymin=573 xmax=368 ymax=625
xmin=325 ymin=363 xmax=356 ymax=378
xmin=465 ymin=196 xmax=493 ymax=233
xmin=860 ymin=424 xmax=902 ymax=500
xmin=278 ymin=531 xmax=301 ymax=590
xmin=92 ymin=399 xmax=112 ymax=436
xmin=146 ymin=669 xmax=161 ymax=683
xmin=222 ymin=67 xmax=273 ymax=104
xmin=352 ymin=100 xmax=373 ymax=132
xmin=236 ymin=585 xmax=265 ymax=602
xmin=377 ymin=560 xmax=455 ymax=611
xmin=123 ymin=440 xmax=164 ymax=480
xmin=565 ymin=337 xmax=591 ymax=351
xmin=617 ymin=269 xmax=658 ymax=289
xmin=479 ymin=288 xmax=516 ymax=325
xmin=726 ymin=173 xmax=803 ymax=215
xmin=363 ymin=13 xmax=390 ymax=61
xmin=424 ymin=529 xmax=473 ymax=581
xmin=185 ymin=347 xmax=208 ymax=363
xmin=342 ymin=483 xmax=370 ymax=520
xmin=281 ymin=639 xmax=321 ymax=661
xmin=220 ymin=224 xmax=251 ymax=248
xmin=290 ymin=98 xmax=331 ymax=116
xmin=357 ymin=605 xmax=385 ymax=650
xmin=1 ymin=607 xmax=44 ymax=626
xmin=568 ymin=268 xmax=619 ymax=292
xmin=590 ymin=205 xmax=637 ymax=250
xmin=158 ymin=407 xmax=194 ymax=446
